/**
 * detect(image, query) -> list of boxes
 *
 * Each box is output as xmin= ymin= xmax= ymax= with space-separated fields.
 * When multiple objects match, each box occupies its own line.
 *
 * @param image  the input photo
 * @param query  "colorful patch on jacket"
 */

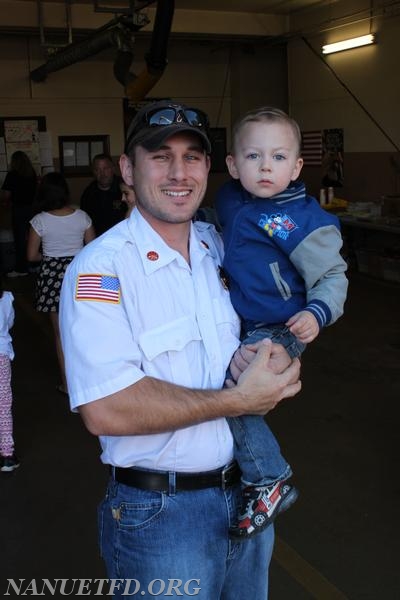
xmin=75 ymin=274 xmax=121 ymax=304
xmin=258 ymin=213 xmax=298 ymax=240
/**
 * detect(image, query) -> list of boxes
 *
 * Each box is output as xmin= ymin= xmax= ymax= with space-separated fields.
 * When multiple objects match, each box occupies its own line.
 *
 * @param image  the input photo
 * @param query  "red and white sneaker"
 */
xmin=229 ymin=480 xmax=299 ymax=541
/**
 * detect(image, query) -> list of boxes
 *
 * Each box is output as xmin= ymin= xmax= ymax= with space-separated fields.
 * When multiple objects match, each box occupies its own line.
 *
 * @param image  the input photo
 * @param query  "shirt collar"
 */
xmin=127 ymin=210 xmax=212 ymax=275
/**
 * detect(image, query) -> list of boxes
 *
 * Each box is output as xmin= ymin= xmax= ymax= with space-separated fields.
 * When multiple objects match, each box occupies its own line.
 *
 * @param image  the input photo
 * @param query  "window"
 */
xmin=58 ymin=135 xmax=110 ymax=176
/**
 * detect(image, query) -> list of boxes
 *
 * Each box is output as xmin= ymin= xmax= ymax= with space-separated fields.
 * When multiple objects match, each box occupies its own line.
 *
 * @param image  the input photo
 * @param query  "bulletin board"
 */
xmin=0 ymin=116 xmax=52 ymax=185
xmin=301 ymin=128 xmax=344 ymax=188
xmin=322 ymin=128 xmax=344 ymax=188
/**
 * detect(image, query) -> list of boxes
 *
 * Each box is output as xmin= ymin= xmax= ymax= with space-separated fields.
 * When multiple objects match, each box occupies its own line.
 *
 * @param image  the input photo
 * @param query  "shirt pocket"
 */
xmin=138 ymin=316 xmax=202 ymax=385
xmin=139 ymin=316 xmax=201 ymax=360
xmin=212 ymin=296 xmax=241 ymax=370
xmin=212 ymin=294 xmax=239 ymax=326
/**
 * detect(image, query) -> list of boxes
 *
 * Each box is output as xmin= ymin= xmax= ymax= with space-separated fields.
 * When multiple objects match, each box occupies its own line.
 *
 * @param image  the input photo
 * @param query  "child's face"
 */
xmin=226 ymin=120 xmax=303 ymax=198
xmin=120 ymin=183 xmax=136 ymax=207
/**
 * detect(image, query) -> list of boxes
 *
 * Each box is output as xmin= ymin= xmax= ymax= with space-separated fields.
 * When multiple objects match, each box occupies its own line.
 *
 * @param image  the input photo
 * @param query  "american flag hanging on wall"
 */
xmin=301 ymin=131 xmax=322 ymax=166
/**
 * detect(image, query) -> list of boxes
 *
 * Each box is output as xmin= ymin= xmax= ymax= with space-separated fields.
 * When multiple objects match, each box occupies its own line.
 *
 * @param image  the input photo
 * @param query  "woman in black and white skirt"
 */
xmin=27 ymin=172 xmax=95 ymax=395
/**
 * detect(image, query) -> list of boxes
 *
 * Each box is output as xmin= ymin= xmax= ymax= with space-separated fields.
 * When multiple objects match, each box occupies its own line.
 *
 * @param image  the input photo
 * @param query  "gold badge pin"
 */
xmin=218 ymin=266 xmax=229 ymax=290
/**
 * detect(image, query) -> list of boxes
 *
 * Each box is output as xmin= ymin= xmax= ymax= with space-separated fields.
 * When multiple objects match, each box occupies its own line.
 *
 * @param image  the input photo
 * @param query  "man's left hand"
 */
xmin=227 ymin=340 xmax=292 ymax=387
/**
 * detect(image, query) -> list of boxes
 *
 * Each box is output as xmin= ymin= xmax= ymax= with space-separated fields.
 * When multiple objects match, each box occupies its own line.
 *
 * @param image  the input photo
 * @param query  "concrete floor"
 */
xmin=0 ymin=271 xmax=399 ymax=599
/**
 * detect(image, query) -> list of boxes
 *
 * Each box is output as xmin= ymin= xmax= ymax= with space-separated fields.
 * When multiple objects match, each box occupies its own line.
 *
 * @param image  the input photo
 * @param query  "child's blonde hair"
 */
xmin=231 ymin=106 xmax=302 ymax=157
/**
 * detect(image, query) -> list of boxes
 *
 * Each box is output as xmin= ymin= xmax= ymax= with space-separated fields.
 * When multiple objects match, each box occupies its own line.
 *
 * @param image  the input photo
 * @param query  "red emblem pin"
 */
xmin=147 ymin=251 xmax=159 ymax=261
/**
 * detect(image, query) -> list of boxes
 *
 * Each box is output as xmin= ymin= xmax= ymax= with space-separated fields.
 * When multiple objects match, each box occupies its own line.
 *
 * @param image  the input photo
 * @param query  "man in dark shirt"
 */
xmin=80 ymin=154 xmax=126 ymax=236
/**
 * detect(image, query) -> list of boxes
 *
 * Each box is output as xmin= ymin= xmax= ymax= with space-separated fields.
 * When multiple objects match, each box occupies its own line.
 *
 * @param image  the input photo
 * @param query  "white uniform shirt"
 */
xmin=60 ymin=209 xmax=241 ymax=472
xmin=0 ymin=291 xmax=14 ymax=360
xmin=30 ymin=209 xmax=92 ymax=257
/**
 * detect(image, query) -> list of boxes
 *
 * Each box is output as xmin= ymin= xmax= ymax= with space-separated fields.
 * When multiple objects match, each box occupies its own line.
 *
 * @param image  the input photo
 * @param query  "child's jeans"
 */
xmin=227 ymin=324 xmax=305 ymax=486
xmin=0 ymin=353 xmax=14 ymax=457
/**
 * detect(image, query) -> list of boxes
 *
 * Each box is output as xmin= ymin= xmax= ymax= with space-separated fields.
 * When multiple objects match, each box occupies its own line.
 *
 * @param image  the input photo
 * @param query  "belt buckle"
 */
xmin=221 ymin=462 xmax=236 ymax=490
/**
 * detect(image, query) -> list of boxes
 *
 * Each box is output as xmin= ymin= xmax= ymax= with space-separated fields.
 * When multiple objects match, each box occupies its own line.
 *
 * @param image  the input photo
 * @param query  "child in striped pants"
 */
xmin=0 ymin=284 xmax=19 ymax=472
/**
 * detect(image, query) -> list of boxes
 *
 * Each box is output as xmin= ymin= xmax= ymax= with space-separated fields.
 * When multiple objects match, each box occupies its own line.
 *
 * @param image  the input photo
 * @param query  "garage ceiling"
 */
xmin=0 ymin=0 xmax=385 ymax=43
xmin=19 ymin=0 xmax=328 ymax=13
xmin=175 ymin=0 xmax=329 ymax=14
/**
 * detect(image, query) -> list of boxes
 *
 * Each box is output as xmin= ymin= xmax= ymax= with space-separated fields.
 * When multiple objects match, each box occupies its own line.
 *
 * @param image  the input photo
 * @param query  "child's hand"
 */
xmin=286 ymin=311 xmax=319 ymax=344
xmin=226 ymin=339 xmax=293 ymax=388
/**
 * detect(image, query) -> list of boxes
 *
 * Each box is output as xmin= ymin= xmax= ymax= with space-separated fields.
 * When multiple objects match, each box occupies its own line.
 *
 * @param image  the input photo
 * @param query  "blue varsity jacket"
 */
xmin=215 ymin=179 xmax=348 ymax=329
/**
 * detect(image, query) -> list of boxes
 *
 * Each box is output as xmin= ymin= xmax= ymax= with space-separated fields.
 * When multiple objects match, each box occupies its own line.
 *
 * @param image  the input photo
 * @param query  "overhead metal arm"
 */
xmin=123 ymin=0 xmax=175 ymax=101
xmin=29 ymin=0 xmax=175 ymax=100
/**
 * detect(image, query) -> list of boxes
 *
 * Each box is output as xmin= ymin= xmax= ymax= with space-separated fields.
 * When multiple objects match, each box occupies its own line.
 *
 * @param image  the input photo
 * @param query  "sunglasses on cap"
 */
xmin=125 ymin=102 xmax=212 ymax=154
xmin=143 ymin=105 xmax=209 ymax=130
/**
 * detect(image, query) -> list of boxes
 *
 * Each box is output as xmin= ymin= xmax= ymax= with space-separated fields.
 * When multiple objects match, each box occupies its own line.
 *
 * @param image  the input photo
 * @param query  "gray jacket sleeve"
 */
xmin=289 ymin=225 xmax=348 ymax=325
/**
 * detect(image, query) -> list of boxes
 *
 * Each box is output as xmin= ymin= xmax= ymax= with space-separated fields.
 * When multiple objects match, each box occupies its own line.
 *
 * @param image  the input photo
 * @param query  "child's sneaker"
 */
xmin=0 ymin=454 xmax=20 ymax=472
xmin=229 ymin=480 xmax=298 ymax=541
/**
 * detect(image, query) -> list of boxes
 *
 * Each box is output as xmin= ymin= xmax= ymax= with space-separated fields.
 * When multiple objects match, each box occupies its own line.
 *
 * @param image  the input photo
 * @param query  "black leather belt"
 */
xmin=112 ymin=461 xmax=240 ymax=493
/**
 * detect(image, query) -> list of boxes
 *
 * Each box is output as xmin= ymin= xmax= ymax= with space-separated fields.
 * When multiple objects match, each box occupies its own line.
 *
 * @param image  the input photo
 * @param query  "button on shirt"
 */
xmin=59 ymin=209 xmax=241 ymax=472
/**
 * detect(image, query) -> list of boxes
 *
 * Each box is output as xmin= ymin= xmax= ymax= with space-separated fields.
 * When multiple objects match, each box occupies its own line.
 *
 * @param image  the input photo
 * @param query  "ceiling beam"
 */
xmin=0 ymin=1 xmax=289 ymax=38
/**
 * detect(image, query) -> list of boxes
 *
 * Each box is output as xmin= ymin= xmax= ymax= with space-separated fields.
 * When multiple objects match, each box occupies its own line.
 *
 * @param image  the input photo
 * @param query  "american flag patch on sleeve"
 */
xmin=75 ymin=274 xmax=121 ymax=304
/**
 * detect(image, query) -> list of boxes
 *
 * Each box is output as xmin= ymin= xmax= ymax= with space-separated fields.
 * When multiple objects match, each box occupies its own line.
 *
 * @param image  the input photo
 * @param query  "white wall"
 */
xmin=2 ymin=0 xmax=398 ymax=204
xmin=0 ymin=32 xmax=288 ymax=203
xmin=287 ymin=0 xmax=400 ymax=201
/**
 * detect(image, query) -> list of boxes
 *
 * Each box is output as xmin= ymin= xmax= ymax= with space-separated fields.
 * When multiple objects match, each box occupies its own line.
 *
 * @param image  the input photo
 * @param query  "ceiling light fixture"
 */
xmin=322 ymin=34 xmax=375 ymax=55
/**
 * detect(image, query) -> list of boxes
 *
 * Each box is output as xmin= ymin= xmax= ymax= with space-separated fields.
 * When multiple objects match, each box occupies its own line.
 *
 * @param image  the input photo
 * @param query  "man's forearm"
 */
xmin=79 ymin=376 xmax=243 ymax=436
xmin=78 ymin=342 xmax=301 ymax=437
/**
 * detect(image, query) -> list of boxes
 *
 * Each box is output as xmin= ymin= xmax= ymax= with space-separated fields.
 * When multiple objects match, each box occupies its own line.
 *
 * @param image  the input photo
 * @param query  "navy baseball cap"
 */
xmin=125 ymin=100 xmax=211 ymax=155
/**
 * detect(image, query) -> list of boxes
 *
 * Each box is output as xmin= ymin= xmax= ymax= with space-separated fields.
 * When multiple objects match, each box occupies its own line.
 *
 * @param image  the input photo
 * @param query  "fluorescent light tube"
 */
xmin=322 ymin=34 xmax=375 ymax=55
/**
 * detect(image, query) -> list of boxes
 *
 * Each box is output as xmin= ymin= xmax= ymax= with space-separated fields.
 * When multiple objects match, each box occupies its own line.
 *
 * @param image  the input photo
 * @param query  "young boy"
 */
xmin=215 ymin=107 xmax=348 ymax=540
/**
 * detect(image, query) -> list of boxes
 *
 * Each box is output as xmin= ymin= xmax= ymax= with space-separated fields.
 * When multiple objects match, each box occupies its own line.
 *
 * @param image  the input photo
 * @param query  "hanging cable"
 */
xmin=301 ymin=36 xmax=400 ymax=152
xmin=215 ymin=45 xmax=232 ymax=128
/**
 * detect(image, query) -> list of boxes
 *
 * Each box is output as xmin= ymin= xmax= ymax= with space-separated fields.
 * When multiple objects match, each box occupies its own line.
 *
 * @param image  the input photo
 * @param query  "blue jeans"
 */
xmin=228 ymin=324 xmax=305 ymax=486
xmin=98 ymin=477 xmax=274 ymax=598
